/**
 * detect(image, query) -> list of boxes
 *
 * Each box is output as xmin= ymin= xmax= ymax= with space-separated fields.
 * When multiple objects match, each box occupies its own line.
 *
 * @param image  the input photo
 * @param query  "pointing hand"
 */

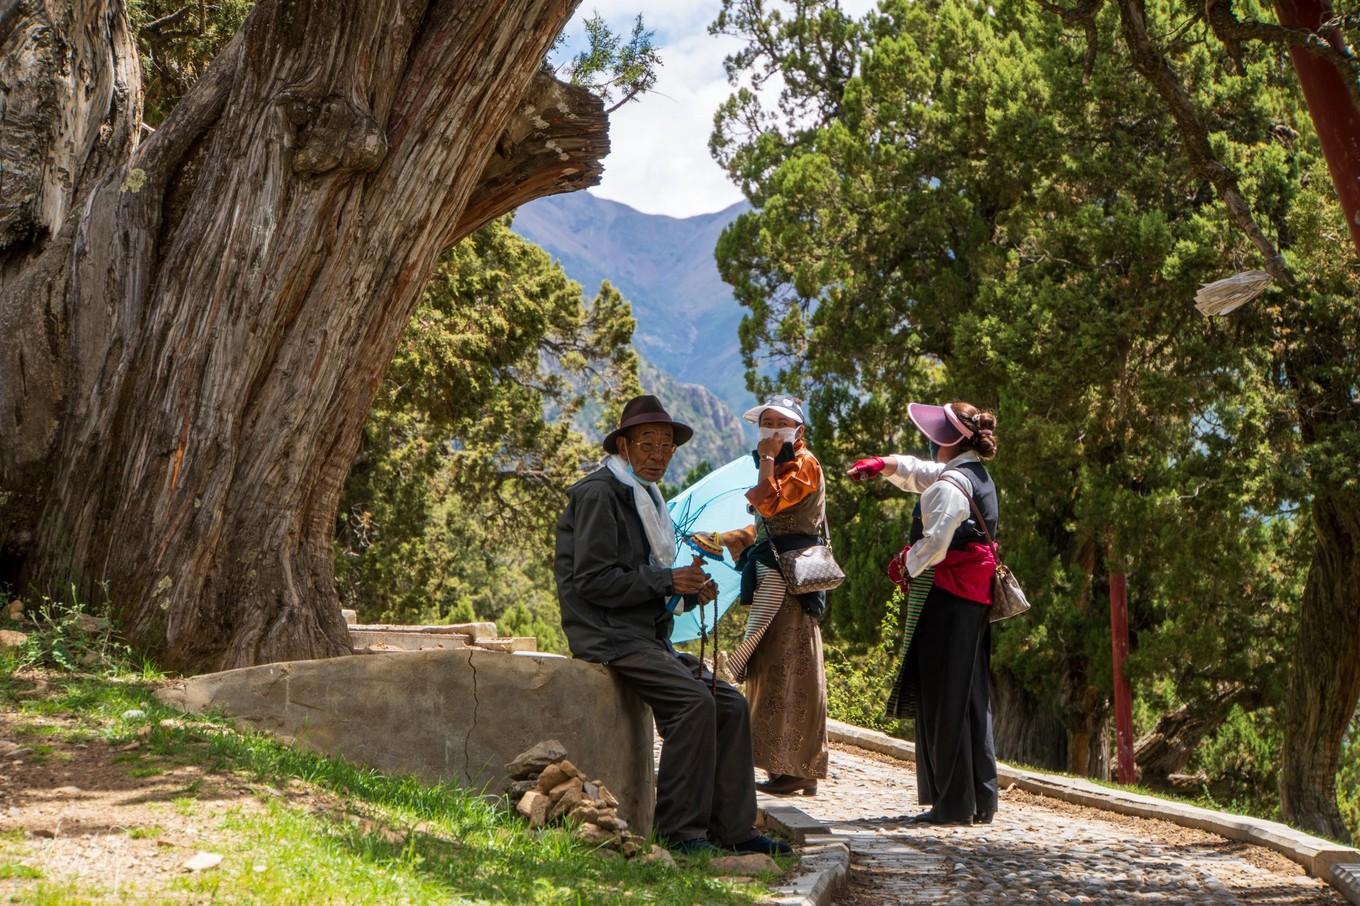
xmin=846 ymin=456 xmax=886 ymax=481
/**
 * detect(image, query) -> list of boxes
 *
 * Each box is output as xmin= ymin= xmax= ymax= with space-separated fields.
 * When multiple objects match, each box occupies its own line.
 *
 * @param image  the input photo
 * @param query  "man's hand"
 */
xmin=846 ymin=456 xmax=887 ymax=481
xmin=674 ymin=556 xmax=717 ymax=607
xmin=695 ymin=579 xmax=718 ymax=605
xmin=671 ymin=561 xmax=713 ymax=595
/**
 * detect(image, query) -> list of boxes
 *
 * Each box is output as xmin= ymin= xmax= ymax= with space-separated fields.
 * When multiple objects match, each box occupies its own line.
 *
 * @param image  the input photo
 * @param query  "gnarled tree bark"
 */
xmin=1280 ymin=401 xmax=1360 ymax=841
xmin=991 ymin=669 xmax=1070 ymax=770
xmin=0 ymin=0 xmax=608 ymax=672
xmin=1134 ymin=683 xmax=1259 ymax=785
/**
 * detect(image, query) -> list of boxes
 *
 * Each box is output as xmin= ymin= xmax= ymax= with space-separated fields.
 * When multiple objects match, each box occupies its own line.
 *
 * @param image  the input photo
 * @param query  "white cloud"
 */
xmin=555 ymin=3 xmax=740 ymax=217
xmin=558 ymin=1 xmax=881 ymax=218
xmin=593 ymin=32 xmax=746 ymax=217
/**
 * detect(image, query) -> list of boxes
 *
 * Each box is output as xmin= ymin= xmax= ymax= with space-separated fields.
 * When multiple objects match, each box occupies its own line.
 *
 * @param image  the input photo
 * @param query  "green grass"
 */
xmin=0 ymin=656 xmax=787 ymax=904
xmin=169 ymin=795 xmax=198 ymax=817
xmin=7 ymin=881 xmax=111 ymax=905
xmin=0 ymin=862 xmax=44 ymax=880
xmin=0 ymin=830 xmax=43 ymax=884
xmin=11 ymin=724 xmax=61 ymax=737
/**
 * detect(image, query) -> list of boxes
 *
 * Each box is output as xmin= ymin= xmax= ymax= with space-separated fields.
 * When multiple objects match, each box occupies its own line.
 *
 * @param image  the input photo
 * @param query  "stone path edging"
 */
xmin=1334 ymin=863 xmax=1360 ymax=905
xmin=828 ymin=718 xmax=1360 ymax=904
xmin=757 ymin=802 xmax=847 ymax=905
xmin=760 ymin=831 xmax=849 ymax=906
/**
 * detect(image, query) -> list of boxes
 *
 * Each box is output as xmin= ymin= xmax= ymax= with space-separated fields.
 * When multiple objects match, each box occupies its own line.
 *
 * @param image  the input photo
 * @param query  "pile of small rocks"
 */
xmin=1 ymin=599 xmax=28 ymax=652
xmin=504 ymin=740 xmax=667 ymax=864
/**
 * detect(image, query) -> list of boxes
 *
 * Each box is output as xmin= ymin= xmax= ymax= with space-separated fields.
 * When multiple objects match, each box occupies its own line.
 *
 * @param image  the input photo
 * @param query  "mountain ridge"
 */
xmin=513 ymin=191 xmax=752 ymax=417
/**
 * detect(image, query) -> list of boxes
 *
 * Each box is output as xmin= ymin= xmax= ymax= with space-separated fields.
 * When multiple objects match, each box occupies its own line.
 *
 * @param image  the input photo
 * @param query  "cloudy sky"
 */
xmin=557 ymin=1 xmax=876 ymax=219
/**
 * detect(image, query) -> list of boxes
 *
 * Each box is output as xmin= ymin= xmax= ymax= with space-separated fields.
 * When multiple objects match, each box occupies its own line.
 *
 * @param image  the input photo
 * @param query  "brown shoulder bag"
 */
xmin=939 ymin=473 xmax=1031 ymax=623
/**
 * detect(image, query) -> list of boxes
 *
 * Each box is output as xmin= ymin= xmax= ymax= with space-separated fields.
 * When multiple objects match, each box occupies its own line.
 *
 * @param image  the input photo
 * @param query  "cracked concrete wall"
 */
xmin=155 ymin=649 xmax=656 ymax=832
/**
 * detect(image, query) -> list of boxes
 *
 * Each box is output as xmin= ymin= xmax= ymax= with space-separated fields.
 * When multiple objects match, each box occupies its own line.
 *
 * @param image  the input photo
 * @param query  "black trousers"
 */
xmin=907 ymin=589 xmax=998 ymax=822
xmin=608 ymin=647 xmax=757 ymax=845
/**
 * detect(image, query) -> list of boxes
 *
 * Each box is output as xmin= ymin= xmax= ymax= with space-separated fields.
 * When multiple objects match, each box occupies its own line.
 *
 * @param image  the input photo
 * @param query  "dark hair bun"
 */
xmin=951 ymin=401 xmax=998 ymax=460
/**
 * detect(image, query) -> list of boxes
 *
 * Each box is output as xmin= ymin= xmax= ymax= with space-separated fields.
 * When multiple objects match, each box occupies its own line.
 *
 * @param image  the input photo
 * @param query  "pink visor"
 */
xmin=907 ymin=402 xmax=973 ymax=446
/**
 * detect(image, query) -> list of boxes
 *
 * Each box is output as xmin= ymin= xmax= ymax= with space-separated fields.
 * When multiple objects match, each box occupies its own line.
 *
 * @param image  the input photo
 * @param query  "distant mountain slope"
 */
xmin=513 ymin=191 xmax=752 ymax=416
xmin=637 ymin=359 xmax=746 ymax=477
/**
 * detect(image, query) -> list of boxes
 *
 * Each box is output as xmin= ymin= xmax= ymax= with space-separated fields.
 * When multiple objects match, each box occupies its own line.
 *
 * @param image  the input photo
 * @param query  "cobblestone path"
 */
xmin=762 ymin=743 xmax=1343 ymax=905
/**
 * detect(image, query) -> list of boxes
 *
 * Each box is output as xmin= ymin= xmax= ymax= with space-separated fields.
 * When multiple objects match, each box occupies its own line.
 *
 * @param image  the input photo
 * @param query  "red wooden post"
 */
xmin=1109 ymin=571 xmax=1137 ymax=784
xmin=1274 ymin=0 xmax=1360 ymax=254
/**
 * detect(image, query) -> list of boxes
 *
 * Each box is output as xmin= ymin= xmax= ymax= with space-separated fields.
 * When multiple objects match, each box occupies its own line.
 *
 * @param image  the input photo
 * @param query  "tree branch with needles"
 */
xmin=1203 ymin=0 xmax=1360 ymax=109
xmin=1113 ymin=0 xmax=1296 ymax=287
xmin=1036 ymin=0 xmax=1106 ymax=80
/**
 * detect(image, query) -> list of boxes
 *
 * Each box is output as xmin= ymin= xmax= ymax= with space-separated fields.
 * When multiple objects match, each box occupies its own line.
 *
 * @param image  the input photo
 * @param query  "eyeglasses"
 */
xmin=626 ymin=441 xmax=677 ymax=457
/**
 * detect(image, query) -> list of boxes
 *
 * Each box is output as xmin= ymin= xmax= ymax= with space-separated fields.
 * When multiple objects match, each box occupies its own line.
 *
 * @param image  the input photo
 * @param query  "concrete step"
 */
xmin=469 ymin=637 xmax=537 ymax=653
xmin=155 ymin=647 xmax=655 ymax=835
xmin=350 ymin=629 xmax=468 ymax=652
xmin=758 ymin=802 xmax=831 ymax=843
xmin=445 ymin=622 xmax=499 ymax=640
xmin=349 ymin=621 xmax=497 ymax=639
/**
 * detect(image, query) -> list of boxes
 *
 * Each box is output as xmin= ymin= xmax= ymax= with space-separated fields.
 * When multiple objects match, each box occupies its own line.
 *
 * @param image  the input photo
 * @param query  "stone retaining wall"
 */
xmin=156 ymin=649 xmax=656 ymax=833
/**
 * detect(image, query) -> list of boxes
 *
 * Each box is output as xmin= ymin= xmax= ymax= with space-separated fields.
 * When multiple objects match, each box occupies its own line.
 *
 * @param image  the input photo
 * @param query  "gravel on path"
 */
xmin=758 ymin=741 xmax=1343 ymax=905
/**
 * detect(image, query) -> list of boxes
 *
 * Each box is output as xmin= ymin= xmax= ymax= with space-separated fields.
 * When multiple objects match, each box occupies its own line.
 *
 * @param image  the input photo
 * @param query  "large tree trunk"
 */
xmin=0 ymin=0 xmax=607 ymax=672
xmin=1068 ymin=692 xmax=1112 ymax=780
xmin=1281 ymin=488 xmax=1360 ymax=841
xmin=991 ymin=669 xmax=1069 ymax=770
xmin=1275 ymin=307 xmax=1360 ymax=842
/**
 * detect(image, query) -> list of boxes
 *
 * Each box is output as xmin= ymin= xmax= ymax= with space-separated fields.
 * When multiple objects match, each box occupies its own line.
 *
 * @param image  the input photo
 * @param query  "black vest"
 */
xmin=909 ymin=460 xmax=999 ymax=549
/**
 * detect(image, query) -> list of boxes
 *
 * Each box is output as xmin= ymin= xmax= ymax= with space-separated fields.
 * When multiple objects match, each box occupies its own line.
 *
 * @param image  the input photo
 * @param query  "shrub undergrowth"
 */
xmin=824 ymin=590 xmax=909 ymax=737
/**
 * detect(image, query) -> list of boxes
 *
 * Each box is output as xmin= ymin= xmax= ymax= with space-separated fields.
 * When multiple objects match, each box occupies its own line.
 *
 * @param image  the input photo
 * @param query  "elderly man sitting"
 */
xmin=553 ymin=394 xmax=790 ymax=856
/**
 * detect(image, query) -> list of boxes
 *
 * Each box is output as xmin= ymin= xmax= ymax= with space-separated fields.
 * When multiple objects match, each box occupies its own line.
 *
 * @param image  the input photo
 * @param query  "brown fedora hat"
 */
xmin=603 ymin=395 xmax=694 ymax=454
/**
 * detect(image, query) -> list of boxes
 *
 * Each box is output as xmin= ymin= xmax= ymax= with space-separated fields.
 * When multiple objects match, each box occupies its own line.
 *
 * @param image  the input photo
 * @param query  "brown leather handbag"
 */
xmin=940 ymin=474 xmax=1031 ymax=623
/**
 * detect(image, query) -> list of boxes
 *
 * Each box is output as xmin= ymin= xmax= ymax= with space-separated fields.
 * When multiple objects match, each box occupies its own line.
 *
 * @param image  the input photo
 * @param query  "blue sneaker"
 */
xmin=729 ymin=833 xmax=792 ymax=856
xmin=667 ymin=837 xmax=723 ymax=855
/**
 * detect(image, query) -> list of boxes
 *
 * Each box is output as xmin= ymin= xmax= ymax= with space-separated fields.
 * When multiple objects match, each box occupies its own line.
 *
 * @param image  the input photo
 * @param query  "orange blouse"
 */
xmin=745 ymin=448 xmax=823 ymax=518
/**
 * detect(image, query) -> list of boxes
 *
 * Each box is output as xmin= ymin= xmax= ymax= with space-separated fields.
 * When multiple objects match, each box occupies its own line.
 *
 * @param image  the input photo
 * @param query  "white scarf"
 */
xmin=604 ymin=454 xmax=677 ymax=569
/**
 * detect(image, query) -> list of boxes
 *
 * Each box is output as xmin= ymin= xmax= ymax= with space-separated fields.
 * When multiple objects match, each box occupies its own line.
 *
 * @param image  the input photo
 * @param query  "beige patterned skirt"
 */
xmin=741 ymin=567 xmax=829 ymax=780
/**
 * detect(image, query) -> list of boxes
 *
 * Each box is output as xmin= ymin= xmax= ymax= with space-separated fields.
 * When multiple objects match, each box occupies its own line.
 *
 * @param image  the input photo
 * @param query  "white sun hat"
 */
xmin=742 ymin=395 xmax=806 ymax=424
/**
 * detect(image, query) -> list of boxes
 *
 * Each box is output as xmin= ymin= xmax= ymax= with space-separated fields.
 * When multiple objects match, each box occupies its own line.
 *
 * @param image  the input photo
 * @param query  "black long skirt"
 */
xmin=901 ymin=587 xmax=998 ymax=822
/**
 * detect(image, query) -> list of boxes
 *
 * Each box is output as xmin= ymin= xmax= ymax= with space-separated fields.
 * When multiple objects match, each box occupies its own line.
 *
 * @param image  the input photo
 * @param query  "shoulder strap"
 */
xmin=938 ymin=473 xmax=997 ymax=550
xmin=817 ymin=481 xmax=831 ymax=546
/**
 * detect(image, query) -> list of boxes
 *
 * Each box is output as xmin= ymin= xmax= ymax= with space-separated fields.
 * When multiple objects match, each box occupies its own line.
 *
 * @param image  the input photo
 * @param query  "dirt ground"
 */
xmin=0 ymin=676 xmax=348 ymax=900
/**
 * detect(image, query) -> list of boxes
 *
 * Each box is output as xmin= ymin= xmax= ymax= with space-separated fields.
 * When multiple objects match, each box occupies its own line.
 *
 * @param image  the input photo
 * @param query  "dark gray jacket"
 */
xmin=554 ymin=467 xmax=675 ymax=663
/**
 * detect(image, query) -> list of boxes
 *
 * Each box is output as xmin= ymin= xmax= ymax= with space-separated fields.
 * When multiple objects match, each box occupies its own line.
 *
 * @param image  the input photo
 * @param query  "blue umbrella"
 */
xmin=666 ymin=456 xmax=759 ymax=643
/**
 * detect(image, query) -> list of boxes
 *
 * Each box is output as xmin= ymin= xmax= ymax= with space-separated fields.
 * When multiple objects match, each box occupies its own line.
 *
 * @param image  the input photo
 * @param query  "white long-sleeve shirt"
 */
xmin=884 ymin=451 xmax=982 ymax=577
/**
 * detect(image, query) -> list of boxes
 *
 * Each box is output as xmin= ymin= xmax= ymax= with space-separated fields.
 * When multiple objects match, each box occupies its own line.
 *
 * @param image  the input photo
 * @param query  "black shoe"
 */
xmin=668 ymin=837 xmax=723 ymax=855
xmin=755 ymin=774 xmax=818 ymax=796
xmin=730 ymin=833 xmax=792 ymax=856
xmin=973 ymin=809 xmax=996 ymax=825
xmin=905 ymin=810 xmax=971 ymax=826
